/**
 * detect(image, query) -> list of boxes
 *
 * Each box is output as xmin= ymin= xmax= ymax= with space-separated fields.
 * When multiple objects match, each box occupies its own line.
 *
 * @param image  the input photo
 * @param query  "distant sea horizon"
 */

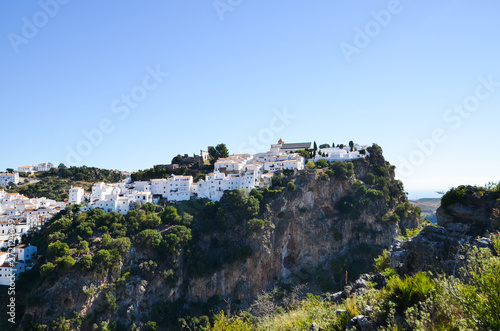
xmin=407 ymin=190 xmax=443 ymax=200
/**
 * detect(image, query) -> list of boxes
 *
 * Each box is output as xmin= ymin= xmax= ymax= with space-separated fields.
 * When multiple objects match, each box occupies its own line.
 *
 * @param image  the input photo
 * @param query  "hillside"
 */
xmin=2 ymin=144 xmax=427 ymax=330
xmin=7 ymin=166 xmax=125 ymax=201
xmin=409 ymin=198 xmax=440 ymax=223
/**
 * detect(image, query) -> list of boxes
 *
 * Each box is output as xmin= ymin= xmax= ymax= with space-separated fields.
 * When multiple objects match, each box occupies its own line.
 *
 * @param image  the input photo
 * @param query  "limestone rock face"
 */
xmin=187 ymin=166 xmax=402 ymax=302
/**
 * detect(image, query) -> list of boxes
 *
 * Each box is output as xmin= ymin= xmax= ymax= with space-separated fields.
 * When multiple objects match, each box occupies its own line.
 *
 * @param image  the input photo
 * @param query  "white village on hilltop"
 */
xmin=0 ymin=140 xmax=368 ymax=285
xmin=69 ymin=140 xmax=369 ymax=213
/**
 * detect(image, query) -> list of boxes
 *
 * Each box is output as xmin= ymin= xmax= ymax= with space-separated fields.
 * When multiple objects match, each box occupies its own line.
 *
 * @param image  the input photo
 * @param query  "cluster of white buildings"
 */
xmin=0 ymin=189 xmax=65 ymax=248
xmin=0 ymin=244 xmax=37 ymax=286
xmin=69 ymin=180 xmax=154 ymax=215
xmin=67 ymin=140 xmax=370 ymax=211
xmin=17 ymin=162 xmax=55 ymax=175
xmin=0 ymin=162 xmax=55 ymax=188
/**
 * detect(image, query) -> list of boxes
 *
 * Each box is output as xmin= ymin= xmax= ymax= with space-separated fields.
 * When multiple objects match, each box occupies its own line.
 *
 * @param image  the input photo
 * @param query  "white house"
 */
xmin=68 ymin=186 xmax=85 ymax=204
xmin=0 ymin=173 xmax=19 ymax=187
xmin=36 ymin=163 xmax=54 ymax=172
xmin=197 ymin=171 xmax=257 ymax=201
xmin=90 ymin=182 xmax=114 ymax=202
xmin=131 ymin=181 xmax=151 ymax=192
xmin=150 ymin=178 xmax=168 ymax=196
xmin=165 ymin=176 xmax=192 ymax=201
xmin=314 ymin=146 xmax=369 ymax=162
xmin=0 ymin=248 xmax=33 ymax=286
xmin=17 ymin=166 xmax=36 ymax=174
xmin=13 ymin=244 xmax=37 ymax=263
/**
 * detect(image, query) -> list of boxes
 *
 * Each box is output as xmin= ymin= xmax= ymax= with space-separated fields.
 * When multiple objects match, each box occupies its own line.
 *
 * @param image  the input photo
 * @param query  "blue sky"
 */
xmin=1 ymin=0 xmax=499 ymax=199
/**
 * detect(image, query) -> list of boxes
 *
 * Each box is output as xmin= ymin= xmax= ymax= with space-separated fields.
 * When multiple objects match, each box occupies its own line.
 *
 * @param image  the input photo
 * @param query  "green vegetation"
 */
xmin=7 ymin=165 xmax=124 ymax=201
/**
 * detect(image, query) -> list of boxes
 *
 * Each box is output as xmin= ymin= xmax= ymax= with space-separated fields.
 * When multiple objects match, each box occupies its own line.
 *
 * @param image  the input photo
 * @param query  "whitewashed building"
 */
xmin=36 ymin=162 xmax=54 ymax=172
xmin=0 ymin=173 xmax=19 ymax=187
xmin=69 ymin=186 xmax=85 ymax=204
xmin=90 ymin=182 xmax=115 ymax=202
xmin=197 ymin=171 xmax=257 ymax=201
xmin=17 ymin=166 xmax=36 ymax=174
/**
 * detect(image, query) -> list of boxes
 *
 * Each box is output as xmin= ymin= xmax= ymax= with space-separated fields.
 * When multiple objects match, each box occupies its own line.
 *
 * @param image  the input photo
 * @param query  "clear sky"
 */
xmin=1 ymin=0 xmax=499 ymax=199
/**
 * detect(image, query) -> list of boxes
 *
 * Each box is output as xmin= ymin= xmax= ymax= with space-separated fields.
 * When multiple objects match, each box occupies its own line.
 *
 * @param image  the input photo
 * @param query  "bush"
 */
xmin=55 ymin=256 xmax=75 ymax=273
xmin=305 ymin=161 xmax=316 ymax=169
xmin=329 ymin=161 xmax=354 ymax=180
xmin=136 ymin=229 xmax=162 ymax=249
xmin=374 ymin=249 xmax=390 ymax=272
xmin=441 ymin=186 xmax=468 ymax=209
xmin=287 ymin=182 xmax=296 ymax=192
xmin=47 ymin=241 xmax=70 ymax=260
xmin=40 ymin=262 xmax=55 ymax=278
xmin=77 ymin=255 xmax=93 ymax=271
xmin=315 ymin=159 xmax=329 ymax=168
xmin=247 ymin=218 xmax=265 ymax=232
xmin=365 ymin=173 xmax=376 ymax=185
xmin=386 ymin=272 xmax=436 ymax=312
xmin=458 ymin=234 xmax=500 ymax=329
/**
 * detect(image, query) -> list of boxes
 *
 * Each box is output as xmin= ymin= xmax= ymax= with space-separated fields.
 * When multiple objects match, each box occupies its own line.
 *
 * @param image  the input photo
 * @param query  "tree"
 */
xmin=287 ymin=181 xmax=296 ymax=192
xmin=136 ymin=229 xmax=162 ymax=249
xmin=47 ymin=241 xmax=70 ymax=260
xmin=209 ymin=143 xmax=229 ymax=161
xmin=56 ymin=256 xmax=75 ymax=273
xmin=40 ymin=262 xmax=55 ymax=278
xmin=349 ymin=140 xmax=354 ymax=152
xmin=216 ymin=143 xmax=229 ymax=158
xmin=247 ymin=218 xmax=265 ymax=232
xmin=305 ymin=161 xmax=316 ymax=169
xmin=319 ymin=143 xmax=330 ymax=149
xmin=297 ymin=150 xmax=311 ymax=159
xmin=315 ymin=159 xmax=328 ymax=168
xmin=6 ymin=168 xmax=13 ymax=173
xmin=77 ymin=255 xmax=93 ymax=271
xmin=365 ymin=173 xmax=376 ymax=185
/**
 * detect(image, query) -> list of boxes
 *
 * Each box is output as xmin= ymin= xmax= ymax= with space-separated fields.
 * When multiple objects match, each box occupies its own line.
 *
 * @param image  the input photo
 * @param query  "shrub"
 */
xmin=211 ymin=311 xmax=253 ymax=331
xmin=305 ymin=161 xmax=316 ymax=169
xmin=389 ymin=214 xmax=400 ymax=223
xmin=47 ymin=241 xmax=70 ymax=260
xmin=441 ymin=186 xmax=468 ymax=209
xmin=55 ymin=256 xmax=75 ymax=273
xmin=136 ymin=229 xmax=162 ymax=249
xmin=77 ymin=255 xmax=93 ymax=271
xmin=386 ymin=272 xmax=436 ymax=312
xmin=162 ymin=226 xmax=192 ymax=253
xmin=287 ymin=182 xmax=296 ymax=192
xmin=374 ymin=249 xmax=390 ymax=272
xmin=247 ymin=218 xmax=265 ymax=232
xmin=316 ymin=159 xmax=329 ymax=168
xmin=40 ymin=262 xmax=55 ymax=278
xmin=458 ymin=234 xmax=500 ymax=329
xmin=365 ymin=173 xmax=376 ymax=185
xmin=329 ymin=161 xmax=354 ymax=180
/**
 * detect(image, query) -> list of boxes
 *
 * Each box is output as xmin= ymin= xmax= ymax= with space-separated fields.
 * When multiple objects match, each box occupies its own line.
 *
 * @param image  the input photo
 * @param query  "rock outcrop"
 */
xmin=389 ymin=185 xmax=500 ymax=276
